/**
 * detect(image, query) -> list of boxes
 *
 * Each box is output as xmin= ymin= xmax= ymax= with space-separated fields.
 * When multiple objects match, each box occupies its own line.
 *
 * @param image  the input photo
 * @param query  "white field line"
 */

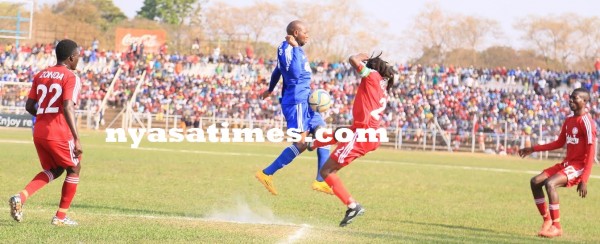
xmin=1 ymin=207 xmax=305 ymax=227
xmin=134 ymin=146 xmax=600 ymax=180
xmin=2 ymin=207 xmax=310 ymax=243
xmin=0 ymin=139 xmax=33 ymax=144
xmin=279 ymin=224 xmax=310 ymax=244
xmin=2 ymin=139 xmax=599 ymax=180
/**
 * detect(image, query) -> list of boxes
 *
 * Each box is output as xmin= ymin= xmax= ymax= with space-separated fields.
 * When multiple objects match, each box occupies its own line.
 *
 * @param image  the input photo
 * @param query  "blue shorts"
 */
xmin=281 ymin=102 xmax=325 ymax=133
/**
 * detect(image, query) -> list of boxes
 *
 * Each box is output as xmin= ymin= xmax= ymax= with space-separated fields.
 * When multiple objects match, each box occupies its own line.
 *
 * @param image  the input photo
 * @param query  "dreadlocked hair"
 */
xmin=366 ymin=52 xmax=396 ymax=91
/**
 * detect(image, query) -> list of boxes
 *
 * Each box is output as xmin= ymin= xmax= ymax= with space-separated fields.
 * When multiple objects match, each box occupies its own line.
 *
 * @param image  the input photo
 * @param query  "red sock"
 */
xmin=312 ymin=132 xmax=338 ymax=149
xmin=549 ymin=202 xmax=561 ymax=229
xmin=21 ymin=170 xmax=54 ymax=204
xmin=56 ymin=175 xmax=79 ymax=219
xmin=324 ymin=173 xmax=353 ymax=206
xmin=534 ymin=198 xmax=551 ymax=221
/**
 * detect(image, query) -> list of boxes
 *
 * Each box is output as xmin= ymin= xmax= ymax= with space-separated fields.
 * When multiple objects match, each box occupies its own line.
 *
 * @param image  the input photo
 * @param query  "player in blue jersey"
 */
xmin=255 ymin=20 xmax=333 ymax=195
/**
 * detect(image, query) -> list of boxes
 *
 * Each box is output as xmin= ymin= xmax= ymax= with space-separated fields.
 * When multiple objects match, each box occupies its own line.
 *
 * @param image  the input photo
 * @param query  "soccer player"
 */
xmin=255 ymin=20 xmax=333 ymax=195
xmin=308 ymin=52 xmax=396 ymax=226
xmin=8 ymin=39 xmax=83 ymax=226
xmin=518 ymin=88 xmax=596 ymax=238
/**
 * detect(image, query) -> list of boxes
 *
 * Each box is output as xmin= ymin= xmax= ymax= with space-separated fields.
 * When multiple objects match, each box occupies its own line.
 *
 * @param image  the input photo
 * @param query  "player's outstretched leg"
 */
xmin=312 ymin=146 xmax=333 ymax=195
xmin=256 ymin=142 xmax=306 ymax=195
xmin=9 ymin=169 xmax=61 ymax=222
xmin=530 ymin=173 xmax=552 ymax=236
xmin=307 ymin=128 xmax=339 ymax=152
xmin=255 ymin=170 xmax=277 ymax=195
xmin=52 ymin=165 xmax=80 ymax=226
xmin=8 ymin=195 xmax=23 ymax=222
xmin=321 ymin=158 xmax=364 ymax=227
xmin=325 ymin=173 xmax=365 ymax=227
xmin=339 ymin=203 xmax=365 ymax=227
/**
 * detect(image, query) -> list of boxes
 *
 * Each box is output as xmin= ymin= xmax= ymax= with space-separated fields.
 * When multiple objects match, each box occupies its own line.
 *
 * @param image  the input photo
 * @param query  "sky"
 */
xmin=33 ymin=0 xmax=600 ymax=60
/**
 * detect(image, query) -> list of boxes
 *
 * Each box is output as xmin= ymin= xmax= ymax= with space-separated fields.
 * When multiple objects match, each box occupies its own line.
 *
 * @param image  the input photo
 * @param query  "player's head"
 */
xmin=55 ymin=39 xmax=80 ymax=70
xmin=569 ymin=88 xmax=590 ymax=112
xmin=366 ymin=52 xmax=397 ymax=91
xmin=286 ymin=20 xmax=309 ymax=46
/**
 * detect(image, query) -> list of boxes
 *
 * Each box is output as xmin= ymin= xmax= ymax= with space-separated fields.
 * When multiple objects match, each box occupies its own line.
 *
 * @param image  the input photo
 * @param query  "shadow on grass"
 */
xmin=401 ymin=220 xmax=576 ymax=243
xmin=43 ymin=203 xmax=204 ymax=219
xmin=403 ymin=220 xmax=496 ymax=233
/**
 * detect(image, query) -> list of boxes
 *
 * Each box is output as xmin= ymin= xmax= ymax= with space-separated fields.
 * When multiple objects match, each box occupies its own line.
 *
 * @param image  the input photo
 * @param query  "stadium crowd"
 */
xmin=2 ymin=42 xmax=600 ymax=153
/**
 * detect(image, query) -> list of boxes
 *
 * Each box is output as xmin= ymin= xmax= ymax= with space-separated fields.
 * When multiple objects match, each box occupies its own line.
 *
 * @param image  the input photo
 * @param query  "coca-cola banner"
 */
xmin=115 ymin=28 xmax=167 ymax=54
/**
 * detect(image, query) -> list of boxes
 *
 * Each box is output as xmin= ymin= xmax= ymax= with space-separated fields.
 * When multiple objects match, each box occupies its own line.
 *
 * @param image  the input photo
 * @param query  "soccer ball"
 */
xmin=309 ymin=89 xmax=332 ymax=112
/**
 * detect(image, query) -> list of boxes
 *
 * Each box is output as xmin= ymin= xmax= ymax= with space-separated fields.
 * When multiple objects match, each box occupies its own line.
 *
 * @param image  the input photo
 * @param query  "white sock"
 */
xmin=348 ymin=202 xmax=357 ymax=209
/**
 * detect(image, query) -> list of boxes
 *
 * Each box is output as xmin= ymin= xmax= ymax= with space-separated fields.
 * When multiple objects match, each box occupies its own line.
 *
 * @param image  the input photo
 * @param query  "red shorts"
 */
xmin=543 ymin=162 xmax=585 ymax=187
xmin=34 ymin=137 xmax=81 ymax=170
xmin=330 ymin=133 xmax=380 ymax=167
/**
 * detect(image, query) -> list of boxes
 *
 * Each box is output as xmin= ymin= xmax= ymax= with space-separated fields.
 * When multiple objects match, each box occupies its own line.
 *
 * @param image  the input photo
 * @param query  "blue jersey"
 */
xmin=268 ymin=41 xmax=312 ymax=105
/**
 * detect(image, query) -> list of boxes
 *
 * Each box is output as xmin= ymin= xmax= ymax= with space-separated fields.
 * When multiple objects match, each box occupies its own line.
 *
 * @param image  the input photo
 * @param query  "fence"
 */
xmin=104 ymin=111 xmax=597 ymax=160
xmin=0 ymin=105 xmax=597 ymax=161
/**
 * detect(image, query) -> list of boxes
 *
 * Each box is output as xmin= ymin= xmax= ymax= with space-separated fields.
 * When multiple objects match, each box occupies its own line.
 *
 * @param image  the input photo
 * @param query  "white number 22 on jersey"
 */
xmin=36 ymin=84 xmax=62 ymax=114
xmin=370 ymin=98 xmax=387 ymax=120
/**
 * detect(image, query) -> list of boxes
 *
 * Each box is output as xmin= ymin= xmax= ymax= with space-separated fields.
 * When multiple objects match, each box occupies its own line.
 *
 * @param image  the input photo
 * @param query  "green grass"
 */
xmin=1 ymin=128 xmax=600 ymax=243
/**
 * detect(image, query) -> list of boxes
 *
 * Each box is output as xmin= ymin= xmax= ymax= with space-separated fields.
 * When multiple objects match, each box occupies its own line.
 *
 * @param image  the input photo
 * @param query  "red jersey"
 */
xmin=352 ymin=64 xmax=387 ymax=129
xmin=27 ymin=65 xmax=81 ymax=140
xmin=534 ymin=113 xmax=597 ymax=183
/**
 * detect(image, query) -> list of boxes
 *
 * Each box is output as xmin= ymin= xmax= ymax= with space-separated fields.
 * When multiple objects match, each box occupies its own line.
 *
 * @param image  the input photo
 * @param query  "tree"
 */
xmin=137 ymin=0 xmax=158 ymax=21
xmin=137 ymin=0 xmax=199 ymax=25
xmin=572 ymin=17 xmax=600 ymax=70
xmin=137 ymin=0 xmax=204 ymax=52
xmin=90 ymin=0 xmax=127 ymax=26
xmin=203 ymin=1 xmax=243 ymax=54
xmin=445 ymin=48 xmax=479 ymax=67
xmin=479 ymin=46 xmax=518 ymax=68
xmin=281 ymin=0 xmax=378 ymax=61
xmin=238 ymin=1 xmax=281 ymax=44
xmin=410 ymin=1 xmax=453 ymax=63
xmin=517 ymin=14 xmax=578 ymax=69
xmin=0 ymin=2 xmax=31 ymax=36
xmin=449 ymin=15 xmax=502 ymax=51
xmin=50 ymin=0 xmax=126 ymax=33
xmin=445 ymin=15 xmax=503 ymax=64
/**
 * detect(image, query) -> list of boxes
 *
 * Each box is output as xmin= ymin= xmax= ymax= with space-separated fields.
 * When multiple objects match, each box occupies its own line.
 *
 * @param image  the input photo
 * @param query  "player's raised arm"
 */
xmin=534 ymin=123 xmax=567 ymax=152
xmin=349 ymin=53 xmax=369 ymax=71
xmin=285 ymin=35 xmax=298 ymax=47
xmin=263 ymin=65 xmax=281 ymax=99
xmin=519 ymin=123 xmax=567 ymax=158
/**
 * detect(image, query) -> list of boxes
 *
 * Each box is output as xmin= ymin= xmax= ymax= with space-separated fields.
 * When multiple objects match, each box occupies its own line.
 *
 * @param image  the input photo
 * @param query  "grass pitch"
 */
xmin=1 ymin=128 xmax=599 ymax=243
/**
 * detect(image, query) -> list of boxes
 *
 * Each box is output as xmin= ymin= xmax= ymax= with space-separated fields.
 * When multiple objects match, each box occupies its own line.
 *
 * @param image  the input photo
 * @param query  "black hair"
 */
xmin=366 ymin=52 xmax=397 ymax=91
xmin=573 ymin=87 xmax=590 ymax=102
xmin=55 ymin=39 xmax=78 ymax=62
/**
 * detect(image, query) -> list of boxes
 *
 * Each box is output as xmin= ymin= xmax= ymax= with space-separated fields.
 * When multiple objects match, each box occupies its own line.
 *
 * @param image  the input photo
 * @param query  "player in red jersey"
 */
xmin=308 ymin=52 xmax=396 ymax=226
xmin=519 ymin=88 xmax=596 ymax=238
xmin=8 ymin=39 xmax=82 ymax=226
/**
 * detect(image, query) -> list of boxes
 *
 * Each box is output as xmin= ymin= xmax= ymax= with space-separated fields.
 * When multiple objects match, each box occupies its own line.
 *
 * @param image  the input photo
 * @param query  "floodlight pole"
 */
xmin=15 ymin=10 xmax=20 ymax=48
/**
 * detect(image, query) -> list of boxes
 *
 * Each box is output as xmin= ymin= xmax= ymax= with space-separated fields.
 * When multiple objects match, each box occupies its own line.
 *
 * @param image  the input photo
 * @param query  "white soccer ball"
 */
xmin=309 ymin=89 xmax=332 ymax=112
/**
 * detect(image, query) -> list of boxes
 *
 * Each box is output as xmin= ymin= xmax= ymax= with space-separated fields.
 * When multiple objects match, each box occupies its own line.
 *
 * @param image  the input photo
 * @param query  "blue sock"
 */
xmin=316 ymin=146 xmax=330 ymax=181
xmin=263 ymin=144 xmax=301 ymax=175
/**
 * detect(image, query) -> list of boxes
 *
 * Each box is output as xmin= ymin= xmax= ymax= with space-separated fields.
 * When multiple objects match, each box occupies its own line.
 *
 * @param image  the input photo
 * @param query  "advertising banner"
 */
xmin=0 ymin=113 xmax=34 ymax=128
xmin=115 ymin=28 xmax=166 ymax=54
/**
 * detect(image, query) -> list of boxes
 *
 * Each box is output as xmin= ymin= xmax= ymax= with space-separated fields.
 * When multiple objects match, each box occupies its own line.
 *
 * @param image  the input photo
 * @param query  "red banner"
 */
xmin=115 ymin=28 xmax=166 ymax=54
